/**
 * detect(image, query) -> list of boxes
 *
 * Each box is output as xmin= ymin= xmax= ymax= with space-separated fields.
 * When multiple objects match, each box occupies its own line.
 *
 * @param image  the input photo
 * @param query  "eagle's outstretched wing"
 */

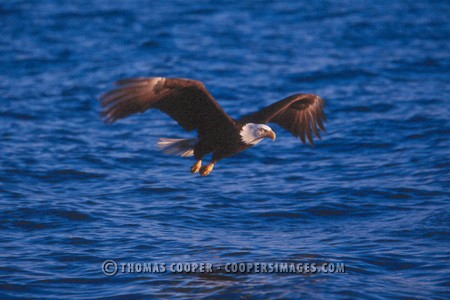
xmin=100 ymin=77 xmax=236 ymax=136
xmin=239 ymin=94 xmax=326 ymax=145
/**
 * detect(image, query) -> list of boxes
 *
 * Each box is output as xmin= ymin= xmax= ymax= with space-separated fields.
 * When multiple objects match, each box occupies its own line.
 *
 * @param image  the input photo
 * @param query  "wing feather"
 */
xmin=100 ymin=77 xmax=236 ymax=136
xmin=239 ymin=93 xmax=326 ymax=145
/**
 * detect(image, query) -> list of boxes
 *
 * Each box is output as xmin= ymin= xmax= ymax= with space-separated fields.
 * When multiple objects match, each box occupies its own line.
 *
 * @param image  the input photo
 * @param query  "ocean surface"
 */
xmin=1 ymin=0 xmax=449 ymax=299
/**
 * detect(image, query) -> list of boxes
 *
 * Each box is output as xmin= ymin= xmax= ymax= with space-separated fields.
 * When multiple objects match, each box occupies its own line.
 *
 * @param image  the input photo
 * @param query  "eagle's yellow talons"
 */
xmin=200 ymin=164 xmax=214 ymax=176
xmin=191 ymin=160 xmax=202 ymax=174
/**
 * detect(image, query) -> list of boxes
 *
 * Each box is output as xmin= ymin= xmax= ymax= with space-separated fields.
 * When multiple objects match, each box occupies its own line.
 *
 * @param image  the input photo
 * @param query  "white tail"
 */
xmin=157 ymin=138 xmax=198 ymax=157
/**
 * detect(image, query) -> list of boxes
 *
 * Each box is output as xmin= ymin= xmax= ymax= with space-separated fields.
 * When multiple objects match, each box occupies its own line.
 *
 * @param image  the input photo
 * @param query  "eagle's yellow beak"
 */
xmin=267 ymin=130 xmax=276 ymax=141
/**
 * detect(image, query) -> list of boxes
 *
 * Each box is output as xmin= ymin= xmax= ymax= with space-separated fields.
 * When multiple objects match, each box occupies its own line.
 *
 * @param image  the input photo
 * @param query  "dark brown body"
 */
xmin=193 ymin=122 xmax=250 ymax=163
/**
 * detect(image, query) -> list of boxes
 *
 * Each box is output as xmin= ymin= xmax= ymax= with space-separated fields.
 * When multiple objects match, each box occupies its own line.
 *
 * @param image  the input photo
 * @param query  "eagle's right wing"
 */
xmin=100 ymin=77 xmax=236 ymax=136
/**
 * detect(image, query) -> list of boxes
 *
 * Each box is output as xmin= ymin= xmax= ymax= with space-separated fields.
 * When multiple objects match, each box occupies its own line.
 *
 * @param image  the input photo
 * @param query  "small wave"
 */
xmin=140 ymin=40 xmax=160 ymax=49
xmin=11 ymin=220 xmax=53 ymax=231
xmin=335 ymin=103 xmax=395 ymax=113
xmin=257 ymin=211 xmax=306 ymax=219
xmin=50 ymin=209 xmax=94 ymax=221
xmin=2 ymin=207 xmax=95 ymax=232
xmin=39 ymin=169 xmax=107 ymax=182
xmin=289 ymin=69 xmax=377 ymax=83
xmin=0 ymin=111 xmax=37 ymax=120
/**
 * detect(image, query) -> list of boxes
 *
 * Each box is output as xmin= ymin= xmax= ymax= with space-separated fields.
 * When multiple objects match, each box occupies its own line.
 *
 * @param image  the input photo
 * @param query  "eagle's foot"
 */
xmin=191 ymin=160 xmax=202 ymax=174
xmin=200 ymin=163 xmax=214 ymax=176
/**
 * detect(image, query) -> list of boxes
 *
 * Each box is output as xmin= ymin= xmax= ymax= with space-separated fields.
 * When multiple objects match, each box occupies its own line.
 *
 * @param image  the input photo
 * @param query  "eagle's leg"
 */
xmin=200 ymin=161 xmax=216 ymax=176
xmin=191 ymin=160 xmax=202 ymax=174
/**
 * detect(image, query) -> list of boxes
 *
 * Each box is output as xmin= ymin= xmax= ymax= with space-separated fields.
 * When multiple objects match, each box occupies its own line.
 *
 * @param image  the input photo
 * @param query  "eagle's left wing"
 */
xmin=239 ymin=94 xmax=326 ymax=145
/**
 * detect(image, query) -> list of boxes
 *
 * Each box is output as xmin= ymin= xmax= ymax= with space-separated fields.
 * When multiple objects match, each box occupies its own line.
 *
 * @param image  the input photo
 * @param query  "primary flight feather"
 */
xmin=100 ymin=77 xmax=326 ymax=176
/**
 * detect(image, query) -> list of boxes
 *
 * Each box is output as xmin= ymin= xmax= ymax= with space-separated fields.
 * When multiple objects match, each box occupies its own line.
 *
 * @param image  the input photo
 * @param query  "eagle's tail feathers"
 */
xmin=157 ymin=138 xmax=198 ymax=157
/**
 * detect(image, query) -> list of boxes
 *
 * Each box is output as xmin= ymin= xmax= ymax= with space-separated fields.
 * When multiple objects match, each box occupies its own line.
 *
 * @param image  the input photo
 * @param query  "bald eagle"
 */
xmin=100 ymin=77 xmax=326 ymax=176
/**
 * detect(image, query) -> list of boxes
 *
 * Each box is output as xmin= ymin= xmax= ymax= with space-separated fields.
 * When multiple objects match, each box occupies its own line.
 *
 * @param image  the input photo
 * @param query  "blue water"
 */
xmin=1 ymin=0 xmax=449 ymax=298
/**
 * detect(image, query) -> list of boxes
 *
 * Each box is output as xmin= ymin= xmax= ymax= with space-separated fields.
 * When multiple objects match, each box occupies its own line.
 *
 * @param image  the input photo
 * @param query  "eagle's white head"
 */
xmin=240 ymin=123 xmax=276 ymax=145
